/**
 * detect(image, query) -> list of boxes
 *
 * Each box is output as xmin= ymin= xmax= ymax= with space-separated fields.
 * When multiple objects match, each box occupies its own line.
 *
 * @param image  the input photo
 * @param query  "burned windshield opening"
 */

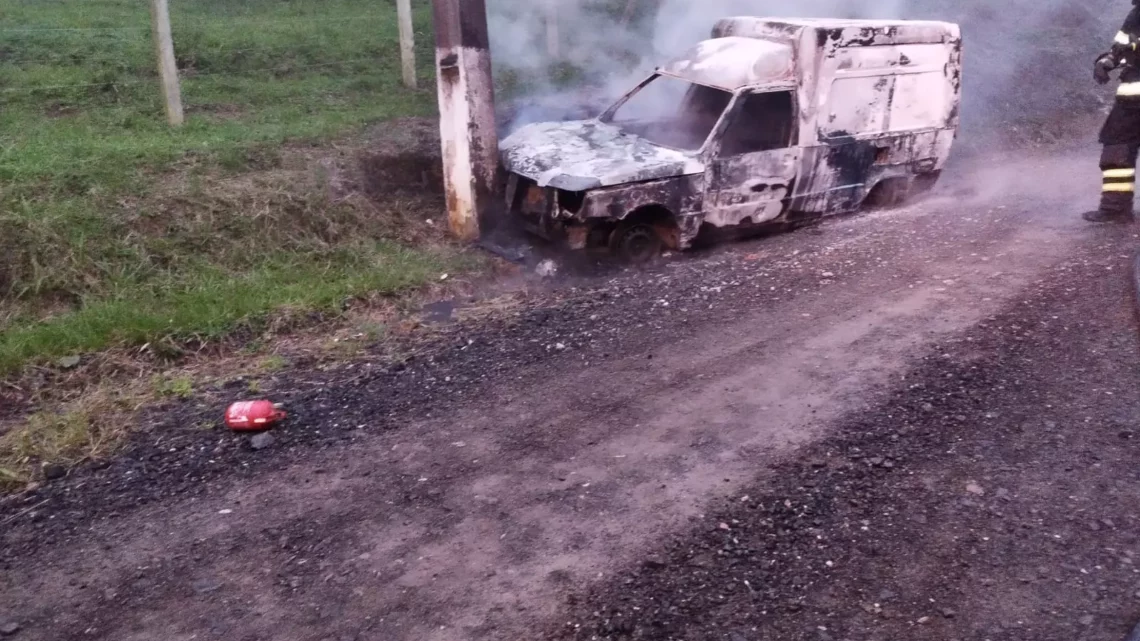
xmin=604 ymin=75 xmax=732 ymax=152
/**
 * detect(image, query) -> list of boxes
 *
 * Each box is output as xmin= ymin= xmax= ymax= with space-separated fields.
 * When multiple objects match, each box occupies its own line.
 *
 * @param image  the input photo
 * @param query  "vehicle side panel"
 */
xmin=706 ymin=149 xmax=799 ymax=226
xmin=582 ymin=175 xmax=705 ymax=247
xmin=791 ymin=128 xmax=952 ymax=213
xmin=787 ymin=31 xmax=961 ymax=215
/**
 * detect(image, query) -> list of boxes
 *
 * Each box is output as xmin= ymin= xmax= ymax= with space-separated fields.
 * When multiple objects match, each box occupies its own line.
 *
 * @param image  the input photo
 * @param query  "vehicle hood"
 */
xmin=499 ymin=120 xmax=704 ymax=191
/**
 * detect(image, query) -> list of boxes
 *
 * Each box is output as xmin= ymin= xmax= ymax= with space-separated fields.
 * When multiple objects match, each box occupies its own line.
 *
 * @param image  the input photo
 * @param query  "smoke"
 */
xmin=488 ymin=0 xmax=1119 ymax=141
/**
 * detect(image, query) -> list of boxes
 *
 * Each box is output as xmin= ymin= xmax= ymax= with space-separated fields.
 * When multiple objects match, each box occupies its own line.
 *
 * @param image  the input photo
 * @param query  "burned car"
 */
xmin=500 ymin=17 xmax=962 ymax=261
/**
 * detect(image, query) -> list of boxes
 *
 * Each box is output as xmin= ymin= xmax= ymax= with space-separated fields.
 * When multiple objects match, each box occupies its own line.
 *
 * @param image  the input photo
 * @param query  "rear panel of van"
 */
xmin=819 ymin=42 xmax=958 ymax=139
xmin=792 ymin=28 xmax=961 ymax=214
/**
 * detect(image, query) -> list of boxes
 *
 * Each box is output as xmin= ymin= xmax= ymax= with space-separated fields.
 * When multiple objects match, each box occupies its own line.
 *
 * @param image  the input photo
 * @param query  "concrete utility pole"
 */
xmin=430 ymin=0 xmax=499 ymax=241
xmin=149 ymin=0 xmax=184 ymax=126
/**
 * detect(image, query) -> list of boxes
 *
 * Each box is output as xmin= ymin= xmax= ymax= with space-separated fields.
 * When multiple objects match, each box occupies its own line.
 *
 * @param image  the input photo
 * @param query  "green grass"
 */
xmin=0 ymin=0 xmax=458 ymax=373
xmin=0 ymin=245 xmax=463 ymax=372
xmin=155 ymin=375 xmax=195 ymax=400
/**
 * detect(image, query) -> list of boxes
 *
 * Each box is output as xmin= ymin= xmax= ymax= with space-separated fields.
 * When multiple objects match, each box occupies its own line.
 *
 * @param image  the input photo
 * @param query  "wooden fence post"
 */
xmin=397 ymin=0 xmax=417 ymax=89
xmin=546 ymin=1 xmax=559 ymax=59
xmin=149 ymin=0 xmax=184 ymax=126
xmin=619 ymin=0 xmax=638 ymax=29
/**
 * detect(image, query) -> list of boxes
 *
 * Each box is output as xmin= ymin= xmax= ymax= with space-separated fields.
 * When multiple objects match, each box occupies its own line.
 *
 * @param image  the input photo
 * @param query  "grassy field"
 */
xmin=0 ymin=0 xmax=650 ymax=489
xmin=0 ymin=0 xmax=461 ymax=375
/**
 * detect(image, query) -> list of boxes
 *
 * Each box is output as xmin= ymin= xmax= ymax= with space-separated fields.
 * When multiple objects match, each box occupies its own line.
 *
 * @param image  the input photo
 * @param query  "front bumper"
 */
xmin=505 ymin=173 xmax=595 ymax=249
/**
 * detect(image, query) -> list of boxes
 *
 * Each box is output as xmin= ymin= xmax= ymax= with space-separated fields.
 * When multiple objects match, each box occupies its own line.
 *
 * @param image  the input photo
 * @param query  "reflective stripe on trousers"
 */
xmin=1098 ymin=144 xmax=1137 ymax=214
xmin=1104 ymin=168 xmax=1136 ymax=192
xmin=1119 ymin=82 xmax=1140 ymax=96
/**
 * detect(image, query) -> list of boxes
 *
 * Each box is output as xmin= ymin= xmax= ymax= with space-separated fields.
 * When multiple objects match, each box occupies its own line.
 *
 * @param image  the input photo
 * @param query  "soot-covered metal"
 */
xmin=499 ymin=17 xmax=962 ymax=261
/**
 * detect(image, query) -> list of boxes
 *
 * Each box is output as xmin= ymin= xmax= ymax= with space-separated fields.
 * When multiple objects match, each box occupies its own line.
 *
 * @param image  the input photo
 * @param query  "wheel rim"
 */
xmin=619 ymin=225 xmax=660 ymax=263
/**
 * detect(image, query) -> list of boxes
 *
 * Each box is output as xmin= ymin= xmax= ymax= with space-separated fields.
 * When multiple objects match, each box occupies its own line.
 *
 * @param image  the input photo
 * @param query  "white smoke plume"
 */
xmin=488 ymin=0 xmax=1119 ymax=140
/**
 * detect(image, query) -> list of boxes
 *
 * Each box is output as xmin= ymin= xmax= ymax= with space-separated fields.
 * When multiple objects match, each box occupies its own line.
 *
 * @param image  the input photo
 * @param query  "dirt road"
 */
xmin=4 ymin=147 xmax=1140 ymax=641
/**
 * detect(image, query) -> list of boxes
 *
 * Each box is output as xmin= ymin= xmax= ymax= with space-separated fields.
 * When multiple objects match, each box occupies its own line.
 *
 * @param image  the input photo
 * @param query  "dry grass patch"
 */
xmin=0 ymin=386 xmax=141 ymax=492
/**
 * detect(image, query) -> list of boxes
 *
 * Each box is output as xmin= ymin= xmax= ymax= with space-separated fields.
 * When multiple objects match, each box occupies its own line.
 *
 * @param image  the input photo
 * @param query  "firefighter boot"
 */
xmin=1082 ymin=191 xmax=1135 ymax=223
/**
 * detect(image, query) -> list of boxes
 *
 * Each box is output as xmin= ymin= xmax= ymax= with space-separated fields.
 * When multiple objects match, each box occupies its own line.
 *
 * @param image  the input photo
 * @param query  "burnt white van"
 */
xmin=500 ymin=17 xmax=962 ymax=261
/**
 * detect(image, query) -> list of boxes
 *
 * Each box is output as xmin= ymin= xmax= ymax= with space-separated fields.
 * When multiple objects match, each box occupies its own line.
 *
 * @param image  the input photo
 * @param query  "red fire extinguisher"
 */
xmin=225 ymin=400 xmax=286 ymax=431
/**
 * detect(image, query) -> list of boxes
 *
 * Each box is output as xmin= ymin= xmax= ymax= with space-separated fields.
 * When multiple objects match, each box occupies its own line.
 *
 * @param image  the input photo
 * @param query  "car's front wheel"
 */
xmin=609 ymin=220 xmax=663 ymax=264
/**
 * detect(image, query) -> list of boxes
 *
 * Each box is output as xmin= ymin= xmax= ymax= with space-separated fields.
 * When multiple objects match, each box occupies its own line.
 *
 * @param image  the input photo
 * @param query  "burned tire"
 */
xmin=911 ymin=170 xmax=942 ymax=197
xmin=610 ymin=221 xmax=663 ymax=264
xmin=865 ymin=177 xmax=911 ymax=208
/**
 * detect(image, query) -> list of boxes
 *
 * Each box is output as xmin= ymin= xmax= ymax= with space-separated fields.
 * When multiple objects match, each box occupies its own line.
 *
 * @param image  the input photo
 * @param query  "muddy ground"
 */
xmin=3 ymin=144 xmax=1140 ymax=641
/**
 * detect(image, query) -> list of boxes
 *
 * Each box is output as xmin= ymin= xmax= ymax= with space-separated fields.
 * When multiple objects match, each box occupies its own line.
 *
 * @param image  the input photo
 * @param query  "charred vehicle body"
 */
xmin=500 ymin=18 xmax=962 ymax=261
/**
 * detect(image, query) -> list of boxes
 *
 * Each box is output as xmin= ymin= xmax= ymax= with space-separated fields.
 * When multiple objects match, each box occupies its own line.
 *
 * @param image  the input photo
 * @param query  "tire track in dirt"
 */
xmin=546 ymin=231 xmax=1140 ymax=641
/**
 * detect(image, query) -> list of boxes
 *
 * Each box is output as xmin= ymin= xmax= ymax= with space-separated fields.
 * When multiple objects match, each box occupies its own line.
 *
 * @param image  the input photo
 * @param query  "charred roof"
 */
xmin=659 ymin=18 xmax=961 ymax=91
xmin=712 ymin=17 xmax=960 ymax=47
xmin=659 ymin=36 xmax=795 ymax=91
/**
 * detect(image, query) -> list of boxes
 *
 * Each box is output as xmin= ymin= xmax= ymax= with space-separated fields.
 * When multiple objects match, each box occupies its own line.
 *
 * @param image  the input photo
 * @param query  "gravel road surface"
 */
xmin=4 ymin=148 xmax=1140 ymax=641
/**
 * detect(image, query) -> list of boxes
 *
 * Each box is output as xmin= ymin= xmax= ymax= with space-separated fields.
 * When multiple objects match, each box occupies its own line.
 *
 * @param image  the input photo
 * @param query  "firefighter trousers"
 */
xmin=1098 ymin=143 xmax=1139 ymax=216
